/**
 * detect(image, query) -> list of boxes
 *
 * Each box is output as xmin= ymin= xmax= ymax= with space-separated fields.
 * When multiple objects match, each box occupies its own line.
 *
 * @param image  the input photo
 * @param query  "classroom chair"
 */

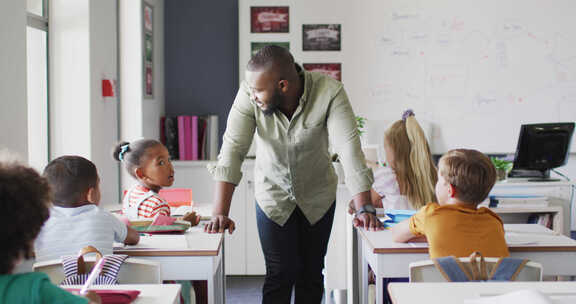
xmin=409 ymin=257 xmax=543 ymax=282
xmin=158 ymin=188 xmax=194 ymax=207
xmin=33 ymin=256 xmax=162 ymax=284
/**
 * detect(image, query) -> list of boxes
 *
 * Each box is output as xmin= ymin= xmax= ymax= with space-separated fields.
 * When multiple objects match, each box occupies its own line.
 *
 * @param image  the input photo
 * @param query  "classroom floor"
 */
xmin=225 ymin=276 xmax=332 ymax=304
xmin=226 ymin=276 xmax=264 ymax=303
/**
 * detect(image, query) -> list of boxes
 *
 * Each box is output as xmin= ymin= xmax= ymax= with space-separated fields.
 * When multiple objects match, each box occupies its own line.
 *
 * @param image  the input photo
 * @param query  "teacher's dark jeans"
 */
xmin=256 ymin=202 xmax=336 ymax=304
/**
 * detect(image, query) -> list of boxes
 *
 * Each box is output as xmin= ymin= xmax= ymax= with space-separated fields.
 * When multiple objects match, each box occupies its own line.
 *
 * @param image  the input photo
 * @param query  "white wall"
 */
xmin=119 ymin=0 xmax=143 ymax=143
xmin=238 ymin=0 xmax=576 ymax=180
xmin=50 ymin=0 xmax=91 ymax=157
xmin=238 ymin=0 xmax=348 ymax=84
xmin=89 ymin=0 xmax=120 ymax=206
xmin=0 ymin=0 xmax=28 ymax=159
xmin=50 ymin=0 xmax=120 ymax=206
xmin=142 ymin=0 xmax=165 ymax=140
xmin=119 ymin=0 xmax=165 ymax=190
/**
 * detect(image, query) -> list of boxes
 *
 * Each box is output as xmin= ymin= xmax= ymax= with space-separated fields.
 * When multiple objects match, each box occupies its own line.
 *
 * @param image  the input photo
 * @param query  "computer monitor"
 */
xmin=512 ymin=122 xmax=575 ymax=181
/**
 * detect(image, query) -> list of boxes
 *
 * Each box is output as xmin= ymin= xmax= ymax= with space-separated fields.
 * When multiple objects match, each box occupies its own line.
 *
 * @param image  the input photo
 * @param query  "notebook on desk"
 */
xmin=378 ymin=209 xmax=417 ymax=228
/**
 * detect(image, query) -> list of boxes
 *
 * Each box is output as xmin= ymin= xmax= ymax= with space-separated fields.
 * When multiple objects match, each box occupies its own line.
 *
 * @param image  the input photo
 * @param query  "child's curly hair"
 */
xmin=0 ymin=161 xmax=51 ymax=274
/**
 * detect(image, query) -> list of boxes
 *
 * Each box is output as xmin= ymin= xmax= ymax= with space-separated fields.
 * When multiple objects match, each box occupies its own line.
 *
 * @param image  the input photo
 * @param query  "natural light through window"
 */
xmin=26 ymin=0 xmax=49 ymax=171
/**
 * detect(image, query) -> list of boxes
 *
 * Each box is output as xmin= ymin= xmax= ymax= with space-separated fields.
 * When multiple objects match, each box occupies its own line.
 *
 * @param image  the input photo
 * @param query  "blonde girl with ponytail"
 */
xmin=350 ymin=109 xmax=437 ymax=212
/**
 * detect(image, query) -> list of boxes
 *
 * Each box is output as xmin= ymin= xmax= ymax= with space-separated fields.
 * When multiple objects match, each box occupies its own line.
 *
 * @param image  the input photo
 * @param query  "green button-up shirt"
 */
xmin=209 ymin=65 xmax=373 ymax=226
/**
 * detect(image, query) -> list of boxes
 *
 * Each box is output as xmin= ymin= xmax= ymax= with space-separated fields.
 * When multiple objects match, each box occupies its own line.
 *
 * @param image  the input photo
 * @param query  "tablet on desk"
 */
xmin=130 ymin=220 xmax=190 ymax=234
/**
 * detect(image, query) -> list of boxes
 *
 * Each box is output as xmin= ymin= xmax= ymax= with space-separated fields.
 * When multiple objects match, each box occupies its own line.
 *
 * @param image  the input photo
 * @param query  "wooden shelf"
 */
xmin=490 ymin=206 xmax=563 ymax=235
xmin=490 ymin=206 xmax=562 ymax=213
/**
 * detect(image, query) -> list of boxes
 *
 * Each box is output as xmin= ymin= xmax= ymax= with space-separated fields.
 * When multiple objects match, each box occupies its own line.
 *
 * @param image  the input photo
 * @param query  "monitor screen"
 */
xmin=512 ymin=123 xmax=575 ymax=171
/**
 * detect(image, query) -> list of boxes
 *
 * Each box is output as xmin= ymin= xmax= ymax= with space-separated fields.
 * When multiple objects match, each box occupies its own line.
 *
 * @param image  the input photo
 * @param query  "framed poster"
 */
xmin=145 ymin=63 xmax=153 ymax=97
xmin=303 ymin=63 xmax=342 ymax=81
xmin=144 ymin=33 xmax=153 ymax=62
xmin=143 ymin=4 xmax=153 ymax=32
xmin=251 ymin=6 xmax=289 ymax=33
xmin=251 ymin=42 xmax=290 ymax=57
xmin=302 ymin=24 xmax=341 ymax=51
xmin=142 ymin=1 xmax=154 ymax=98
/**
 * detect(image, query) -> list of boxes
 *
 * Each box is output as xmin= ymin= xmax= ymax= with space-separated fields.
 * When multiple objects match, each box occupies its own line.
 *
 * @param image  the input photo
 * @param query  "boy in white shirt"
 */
xmin=35 ymin=156 xmax=139 ymax=262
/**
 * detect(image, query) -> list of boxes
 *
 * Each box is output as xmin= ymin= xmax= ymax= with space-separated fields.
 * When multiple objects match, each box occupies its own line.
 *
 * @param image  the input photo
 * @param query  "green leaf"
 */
xmin=490 ymin=157 xmax=513 ymax=171
xmin=356 ymin=116 xmax=366 ymax=136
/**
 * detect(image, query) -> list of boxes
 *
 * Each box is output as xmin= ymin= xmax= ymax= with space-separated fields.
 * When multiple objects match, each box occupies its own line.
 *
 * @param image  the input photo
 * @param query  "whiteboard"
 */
xmin=344 ymin=0 xmax=576 ymax=153
xmin=239 ymin=0 xmax=576 ymax=153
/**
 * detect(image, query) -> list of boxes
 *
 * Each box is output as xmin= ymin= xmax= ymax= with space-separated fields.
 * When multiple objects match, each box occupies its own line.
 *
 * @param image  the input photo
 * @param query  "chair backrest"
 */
xmin=409 ymin=257 xmax=542 ymax=282
xmin=158 ymin=188 xmax=193 ymax=207
xmin=33 ymin=257 xmax=162 ymax=284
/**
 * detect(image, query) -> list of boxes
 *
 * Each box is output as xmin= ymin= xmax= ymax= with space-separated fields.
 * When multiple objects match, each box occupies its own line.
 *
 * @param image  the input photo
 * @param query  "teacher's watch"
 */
xmin=356 ymin=203 xmax=377 ymax=216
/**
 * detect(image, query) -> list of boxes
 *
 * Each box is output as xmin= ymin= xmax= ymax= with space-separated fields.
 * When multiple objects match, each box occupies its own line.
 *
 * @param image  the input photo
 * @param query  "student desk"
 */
xmin=65 ymin=284 xmax=181 ymax=304
xmin=388 ymin=281 xmax=576 ymax=304
xmin=113 ymin=226 xmax=225 ymax=304
xmin=355 ymin=224 xmax=576 ymax=304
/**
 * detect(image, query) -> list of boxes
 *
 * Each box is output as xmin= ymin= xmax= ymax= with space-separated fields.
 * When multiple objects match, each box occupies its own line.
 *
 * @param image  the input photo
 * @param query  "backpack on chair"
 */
xmin=60 ymin=246 xmax=128 ymax=286
xmin=433 ymin=251 xmax=530 ymax=282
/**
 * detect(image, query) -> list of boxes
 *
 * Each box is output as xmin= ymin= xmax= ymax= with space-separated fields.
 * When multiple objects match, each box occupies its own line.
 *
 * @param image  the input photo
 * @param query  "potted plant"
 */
xmin=491 ymin=157 xmax=513 ymax=181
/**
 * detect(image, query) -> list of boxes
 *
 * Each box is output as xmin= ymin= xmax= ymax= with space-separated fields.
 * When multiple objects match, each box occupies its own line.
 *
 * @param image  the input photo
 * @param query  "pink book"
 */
xmin=198 ymin=118 xmax=207 ymax=160
xmin=184 ymin=116 xmax=192 ymax=160
xmin=191 ymin=116 xmax=199 ymax=160
xmin=177 ymin=116 xmax=186 ymax=160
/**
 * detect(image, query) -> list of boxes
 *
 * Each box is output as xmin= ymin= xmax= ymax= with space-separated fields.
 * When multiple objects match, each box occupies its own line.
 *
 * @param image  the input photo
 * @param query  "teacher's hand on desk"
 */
xmin=354 ymin=213 xmax=384 ymax=231
xmin=204 ymin=215 xmax=236 ymax=234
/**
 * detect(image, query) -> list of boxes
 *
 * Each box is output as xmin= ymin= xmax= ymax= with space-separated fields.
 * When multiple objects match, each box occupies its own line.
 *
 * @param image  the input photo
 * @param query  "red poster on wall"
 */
xmin=145 ymin=64 xmax=153 ymax=96
xmin=303 ymin=63 xmax=342 ymax=81
xmin=251 ymin=6 xmax=289 ymax=33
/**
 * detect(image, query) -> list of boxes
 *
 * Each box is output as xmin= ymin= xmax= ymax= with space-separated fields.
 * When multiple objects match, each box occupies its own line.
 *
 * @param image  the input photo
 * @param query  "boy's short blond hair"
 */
xmin=439 ymin=149 xmax=496 ymax=204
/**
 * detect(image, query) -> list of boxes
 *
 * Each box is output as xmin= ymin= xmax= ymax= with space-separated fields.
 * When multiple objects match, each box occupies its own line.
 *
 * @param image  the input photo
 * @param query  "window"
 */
xmin=26 ymin=0 xmax=49 ymax=171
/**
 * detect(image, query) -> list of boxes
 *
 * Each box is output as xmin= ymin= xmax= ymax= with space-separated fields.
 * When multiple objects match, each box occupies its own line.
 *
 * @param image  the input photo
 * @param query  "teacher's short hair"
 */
xmin=247 ymin=45 xmax=294 ymax=72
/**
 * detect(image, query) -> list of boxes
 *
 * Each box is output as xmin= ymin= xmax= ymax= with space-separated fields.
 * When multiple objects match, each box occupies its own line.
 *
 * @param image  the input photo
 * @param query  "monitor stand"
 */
xmin=528 ymin=177 xmax=560 ymax=182
xmin=528 ymin=169 xmax=558 ymax=182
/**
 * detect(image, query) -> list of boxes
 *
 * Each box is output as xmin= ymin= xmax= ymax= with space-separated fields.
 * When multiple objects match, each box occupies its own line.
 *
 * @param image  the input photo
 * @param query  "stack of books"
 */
xmin=527 ymin=213 xmax=553 ymax=229
xmin=488 ymin=195 xmax=549 ymax=208
xmin=160 ymin=115 xmax=219 ymax=161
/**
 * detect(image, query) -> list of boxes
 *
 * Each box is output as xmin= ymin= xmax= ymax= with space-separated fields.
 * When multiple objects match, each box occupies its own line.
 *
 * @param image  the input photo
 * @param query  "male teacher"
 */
xmin=205 ymin=46 xmax=382 ymax=303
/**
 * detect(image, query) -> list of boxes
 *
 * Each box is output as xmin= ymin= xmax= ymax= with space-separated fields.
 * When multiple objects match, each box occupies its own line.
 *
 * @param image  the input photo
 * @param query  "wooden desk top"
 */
xmin=388 ymin=282 xmax=576 ymax=304
xmin=65 ymin=284 xmax=181 ymax=304
xmin=114 ymin=226 xmax=224 ymax=256
xmin=358 ymin=224 xmax=576 ymax=254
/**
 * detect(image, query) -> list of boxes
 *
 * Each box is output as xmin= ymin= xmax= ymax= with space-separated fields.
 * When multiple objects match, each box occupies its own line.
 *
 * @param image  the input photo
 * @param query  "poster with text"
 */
xmin=251 ymin=42 xmax=290 ymax=57
xmin=302 ymin=24 xmax=341 ymax=51
xmin=251 ymin=6 xmax=289 ymax=33
xmin=303 ymin=63 xmax=342 ymax=81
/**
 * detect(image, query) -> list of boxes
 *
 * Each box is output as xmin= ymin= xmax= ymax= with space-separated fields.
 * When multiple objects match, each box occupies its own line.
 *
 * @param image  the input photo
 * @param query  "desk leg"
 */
xmin=208 ymin=268 xmax=214 ymax=304
xmin=207 ymin=241 xmax=225 ymax=304
xmin=221 ymin=240 xmax=226 ymax=304
xmin=357 ymin=228 xmax=368 ymax=304
xmin=375 ymin=275 xmax=383 ymax=304
xmin=352 ymin=226 xmax=359 ymax=304
xmin=347 ymin=215 xmax=358 ymax=304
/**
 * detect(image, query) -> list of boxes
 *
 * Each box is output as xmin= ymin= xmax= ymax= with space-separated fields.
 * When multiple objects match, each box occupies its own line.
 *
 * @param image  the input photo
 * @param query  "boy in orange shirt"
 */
xmin=392 ymin=148 xmax=509 ymax=258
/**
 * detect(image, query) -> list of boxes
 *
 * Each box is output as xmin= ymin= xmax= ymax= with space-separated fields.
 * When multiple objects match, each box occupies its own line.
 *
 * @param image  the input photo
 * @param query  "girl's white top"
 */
xmin=372 ymin=166 xmax=414 ymax=210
